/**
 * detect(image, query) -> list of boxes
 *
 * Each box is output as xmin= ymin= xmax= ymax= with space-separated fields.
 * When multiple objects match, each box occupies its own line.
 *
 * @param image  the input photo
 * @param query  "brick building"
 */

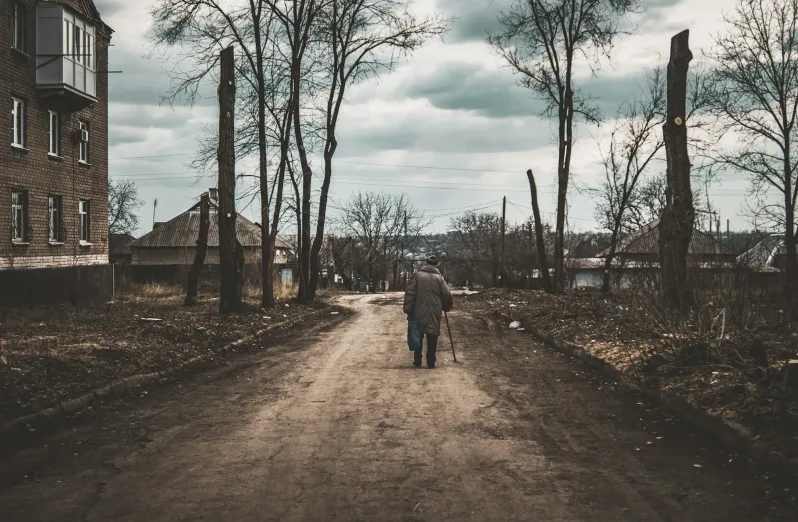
xmin=0 ymin=0 xmax=113 ymax=305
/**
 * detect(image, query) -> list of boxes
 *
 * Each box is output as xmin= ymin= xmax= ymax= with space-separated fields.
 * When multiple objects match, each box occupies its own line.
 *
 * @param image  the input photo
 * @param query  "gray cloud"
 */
xmin=337 ymin=109 xmax=553 ymax=156
xmin=398 ymin=61 xmax=545 ymax=118
xmin=391 ymin=56 xmax=660 ymax=122
xmin=436 ymin=0 xmax=688 ymax=43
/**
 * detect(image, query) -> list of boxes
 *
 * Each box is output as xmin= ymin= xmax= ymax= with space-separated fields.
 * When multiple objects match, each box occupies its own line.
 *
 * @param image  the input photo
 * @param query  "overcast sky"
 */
xmin=96 ymin=0 xmax=755 ymax=236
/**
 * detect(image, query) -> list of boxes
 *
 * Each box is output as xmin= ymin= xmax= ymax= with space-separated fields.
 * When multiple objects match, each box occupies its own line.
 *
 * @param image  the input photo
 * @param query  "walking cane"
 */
xmin=444 ymin=311 xmax=457 ymax=363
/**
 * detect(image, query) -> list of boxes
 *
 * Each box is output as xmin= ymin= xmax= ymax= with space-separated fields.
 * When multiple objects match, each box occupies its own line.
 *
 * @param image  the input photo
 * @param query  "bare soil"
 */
xmin=0 ymin=295 xmax=338 ymax=424
xmin=0 ymin=294 xmax=795 ymax=521
xmin=461 ymin=288 xmax=798 ymax=462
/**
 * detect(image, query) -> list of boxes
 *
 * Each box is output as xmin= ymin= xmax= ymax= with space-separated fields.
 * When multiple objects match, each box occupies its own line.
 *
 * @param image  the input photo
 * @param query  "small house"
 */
xmin=569 ymin=220 xmax=737 ymax=288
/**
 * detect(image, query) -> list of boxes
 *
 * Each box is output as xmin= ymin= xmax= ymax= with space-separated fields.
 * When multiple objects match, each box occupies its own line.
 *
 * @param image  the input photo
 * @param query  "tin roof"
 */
xmin=130 ymin=200 xmax=292 ymax=249
xmin=597 ymin=220 xmax=736 ymax=258
xmin=737 ymin=235 xmax=786 ymax=269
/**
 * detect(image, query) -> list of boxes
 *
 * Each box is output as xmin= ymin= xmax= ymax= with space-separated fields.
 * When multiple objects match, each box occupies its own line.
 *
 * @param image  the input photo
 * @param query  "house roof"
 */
xmin=130 ymin=200 xmax=264 ymax=249
xmin=597 ymin=220 xmax=736 ymax=258
xmin=109 ymin=233 xmax=135 ymax=256
xmin=737 ymin=235 xmax=786 ymax=269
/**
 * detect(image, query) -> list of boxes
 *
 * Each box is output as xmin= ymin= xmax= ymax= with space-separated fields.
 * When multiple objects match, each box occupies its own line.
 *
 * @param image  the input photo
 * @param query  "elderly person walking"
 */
xmin=403 ymin=255 xmax=453 ymax=369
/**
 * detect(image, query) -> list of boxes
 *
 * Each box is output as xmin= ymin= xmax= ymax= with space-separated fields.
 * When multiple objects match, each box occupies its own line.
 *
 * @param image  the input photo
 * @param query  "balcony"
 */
xmin=35 ymin=3 xmax=98 ymax=112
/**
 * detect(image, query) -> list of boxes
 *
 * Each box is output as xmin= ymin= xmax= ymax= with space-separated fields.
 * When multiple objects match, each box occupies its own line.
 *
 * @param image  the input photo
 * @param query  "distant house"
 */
xmin=126 ymin=193 xmax=295 ymax=284
xmin=109 ymin=233 xmax=135 ymax=265
xmin=569 ymin=220 xmax=737 ymax=288
xmin=737 ymin=235 xmax=786 ymax=272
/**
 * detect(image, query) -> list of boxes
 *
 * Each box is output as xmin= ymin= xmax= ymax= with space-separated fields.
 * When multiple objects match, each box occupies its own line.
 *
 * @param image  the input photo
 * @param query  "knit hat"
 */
xmin=426 ymin=255 xmax=439 ymax=266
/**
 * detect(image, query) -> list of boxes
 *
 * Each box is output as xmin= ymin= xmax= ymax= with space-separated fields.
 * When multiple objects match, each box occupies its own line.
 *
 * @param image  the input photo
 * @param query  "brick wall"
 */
xmin=0 ymin=0 xmax=110 ymax=271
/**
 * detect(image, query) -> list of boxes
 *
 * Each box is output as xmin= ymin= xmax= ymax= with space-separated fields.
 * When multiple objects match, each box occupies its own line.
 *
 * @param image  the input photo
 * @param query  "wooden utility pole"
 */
xmin=499 ymin=196 xmax=506 ymax=288
xmin=658 ymin=30 xmax=695 ymax=311
xmin=527 ymin=170 xmax=553 ymax=293
xmin=152 ymin=199 xmax=157 ymax=230
xmin=184 ymin=193 xmax=211 ymax=306
xmin=217 ymin=46 xmax=244 ymax=313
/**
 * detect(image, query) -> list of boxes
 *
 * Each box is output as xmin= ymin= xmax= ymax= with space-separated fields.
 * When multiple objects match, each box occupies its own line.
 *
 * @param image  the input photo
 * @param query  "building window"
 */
xmin=11 ymin=189 xmax=28 ymax=243
xmin=79 ymin=199 xmax=90 ymax=243
xmin=11 ymin=97 xmax=26 ymax=148
xmin=73 ymin=24 xmax=82 ymax=65
xmin=63 ymin=19 xmax=73 ymax=59
xmin=12 ymin=3 xmax=26 ymax=53
xmin=86 ymin=33 xmax=94 ymax=70
xmin=48 ymin=111 xmax=60 ymax=156
xmin=49 ymin=196 xmax=63 ymax=242
xmin=78 ymin=120 xmax=89 ymax=163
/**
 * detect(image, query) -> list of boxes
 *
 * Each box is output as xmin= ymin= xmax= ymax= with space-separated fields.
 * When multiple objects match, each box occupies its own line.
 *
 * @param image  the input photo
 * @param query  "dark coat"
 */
xmin=403 ymin=264 xmax=453 ymax=335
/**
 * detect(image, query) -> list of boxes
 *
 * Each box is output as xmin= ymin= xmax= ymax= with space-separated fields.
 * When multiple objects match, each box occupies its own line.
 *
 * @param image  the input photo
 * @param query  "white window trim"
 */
xmin=11 ymin=97 xmax=25 ymax=148
xmin=79 ymin=199 xmax=90 ymax=243
xmin=11 ymin=190 xmax=26 ymax=243
xmin=78 ymin=121 xmax=90 ymax=164
xmin=48 ymin=196 xmax=63 ymax=243
xmin=48 ymin=111 xmax=61 ymax=156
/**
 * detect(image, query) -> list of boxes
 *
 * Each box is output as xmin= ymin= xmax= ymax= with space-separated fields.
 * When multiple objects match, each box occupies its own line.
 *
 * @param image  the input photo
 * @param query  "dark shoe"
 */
xmin=427 ymin=364 xmax=435 ymax=369
xmin=413 ymin=362 xmax=422 ymax=368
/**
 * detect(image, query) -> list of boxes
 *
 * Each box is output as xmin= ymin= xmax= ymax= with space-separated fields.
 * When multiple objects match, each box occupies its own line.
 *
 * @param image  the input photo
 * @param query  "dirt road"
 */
xmin=0 ymin=294 xmax=795 ymax=521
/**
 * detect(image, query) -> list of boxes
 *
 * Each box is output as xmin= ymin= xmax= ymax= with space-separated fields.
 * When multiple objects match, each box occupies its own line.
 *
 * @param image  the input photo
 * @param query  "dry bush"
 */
xmin=626 ymin=270 xmax=796 ymax=386
xmin=275 ymin=282 xmax=298 ymax=301
xmin=119 ymin=282 xmax=183 ymax=302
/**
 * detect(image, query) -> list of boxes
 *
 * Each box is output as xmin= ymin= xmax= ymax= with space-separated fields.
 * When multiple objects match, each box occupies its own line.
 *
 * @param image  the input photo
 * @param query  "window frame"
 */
xmin=11 ymin=97 xmax=26 ymax=148
xmin=11 ymin=189 xmax=28 ymax=243
xmin=78 ymin=120 xmax=90 ymax=163
xmin=11 ymin=2 xmax=26 ymax=53
xmin=79 ymin=199 xmax=91 ymax=244
xmin=48 ymin=195 xmax=63 ymax=243
xmin=48 ymin=111 xmax=61 ymax=156
xmin=63 ymin=18 xmax=73 ymax=60
xmin=86 ymin=32 xmax=94 ymax=70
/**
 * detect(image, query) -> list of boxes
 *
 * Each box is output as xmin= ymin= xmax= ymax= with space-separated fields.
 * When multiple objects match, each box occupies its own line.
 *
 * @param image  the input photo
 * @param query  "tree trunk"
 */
xmin=527 ymin=169 xmax=553 ymax=294
xmin=217 ymin=46 xmax=244 ymax=314
xmin=292 ymin=57 xmax=312 ymax=303
xmin=658 ymin=30 xmax=695 ymax=311
xmin=266 ymin=139 xmax=290 ymax=307
xmin=308 ymin=146 xmax=335 ymax=302
xmin=602 ymin=222 xmax=622 ymax=294
xmin=554 ymin=55 xmax=575 ymax=294
xmin=784 ymin=168 xmax=797 ymax=313
xmin=184 ymin=193 xmax=210 ymax=306
xmin=287 ymin=161 xmax=302 ymax=296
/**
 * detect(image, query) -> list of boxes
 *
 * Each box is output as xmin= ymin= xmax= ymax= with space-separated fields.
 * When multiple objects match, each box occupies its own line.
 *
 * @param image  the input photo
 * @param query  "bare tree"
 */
xmin=185 ymin=192 xmax=211 ymax=306
xmin=108 ymin=179 xmax=143 ymax=236
xmin=301 ymin=0 xmax=449 ymax=302
xmin=150 ymin=0 xmax=299 ymax=308
xmin=449 ymin=211 xmax=503 ymax=288
xmin=527 ymin=170 xmax=553 ymax=293
xmin=218 ymin=46 xmax=245 ymax=313
xmin=335 ymin=192 xmax=427 ymax=291
xmin=594 ymin=67 xmax=665 ymax=293
xmin=488 ymin=0 xmax=639 ymax=293
xmin=706 ymin=0 xmax=798 ymax=309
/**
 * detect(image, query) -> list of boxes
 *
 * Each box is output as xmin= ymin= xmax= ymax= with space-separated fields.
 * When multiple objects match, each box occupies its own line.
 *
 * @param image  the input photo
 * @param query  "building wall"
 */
xmin=0 ymin=0 xmax=110 ymax=271
xmin=131 ymin=247 xmax=264 ymax=266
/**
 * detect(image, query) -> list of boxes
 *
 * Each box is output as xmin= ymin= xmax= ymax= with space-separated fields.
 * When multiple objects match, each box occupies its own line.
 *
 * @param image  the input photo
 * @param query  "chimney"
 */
xmin=208 ymin=187 xmax=219 ymax=204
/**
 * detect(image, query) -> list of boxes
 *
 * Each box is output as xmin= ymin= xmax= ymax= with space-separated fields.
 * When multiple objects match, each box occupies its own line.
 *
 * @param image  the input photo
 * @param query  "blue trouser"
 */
xmin=414 ymin=334 xmax=439 ymax=367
